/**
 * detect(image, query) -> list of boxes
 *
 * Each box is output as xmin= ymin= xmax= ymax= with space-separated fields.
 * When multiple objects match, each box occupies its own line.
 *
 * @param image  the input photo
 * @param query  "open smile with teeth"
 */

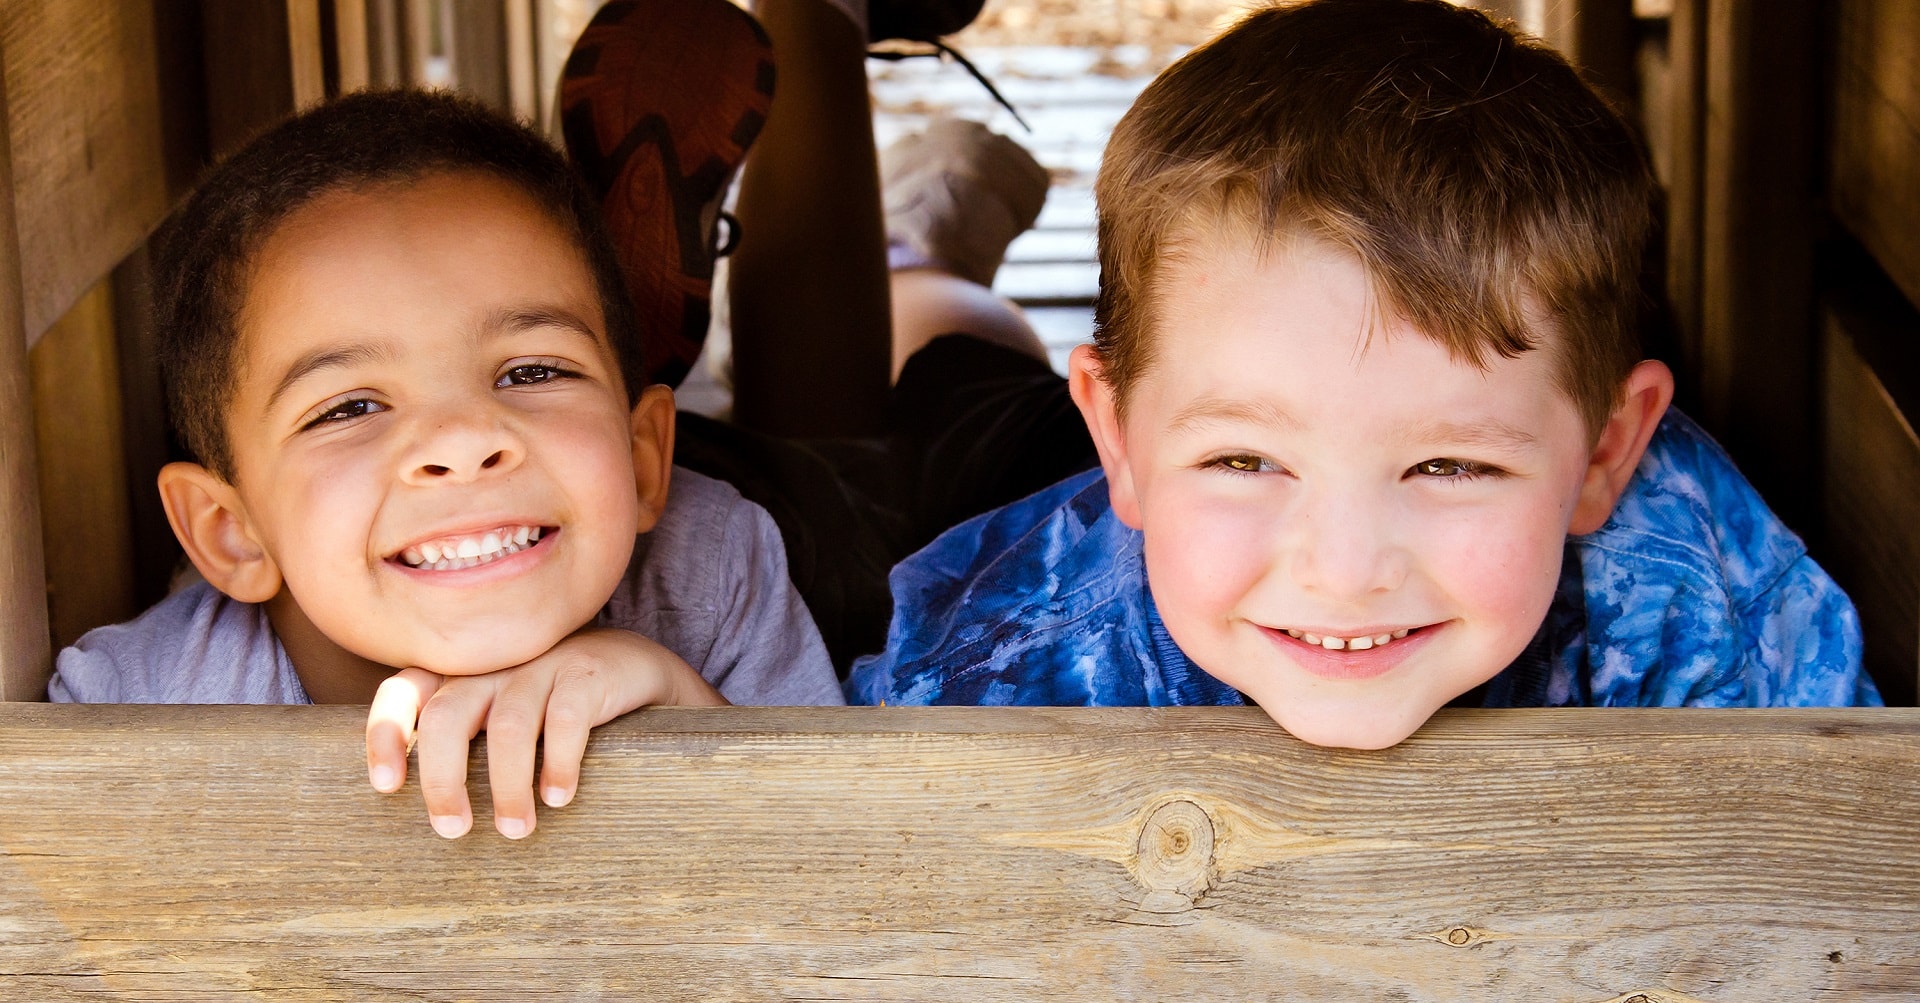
xmin=1281 ymin=626 xmax=1417 ymax=651
xmin=398 ymin=525 xmax=545 ymax=571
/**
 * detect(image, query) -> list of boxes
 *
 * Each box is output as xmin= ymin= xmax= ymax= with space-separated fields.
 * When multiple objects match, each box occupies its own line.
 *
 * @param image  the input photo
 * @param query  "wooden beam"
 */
xmin=27 ymin=280 xmax=137 ymax=652
xmin=1661 ymin=0 xmax=1706 ymax=398
xmin=2 ymin=706 xmax=1916 ymax=997
xmin=332 ymin=0 xmax=373 ymax=94
xmin=1831 ymin=0 xmax=1920 ymax=311
xmin=505 ymin=0 xmax=539 ymax=122
xmin=289 ymin=0 xmax=327 ymax=109
xmin=450 ymin=0 xmax=510 ymax=109
xmin=1696 ymin=0 xmax=1821 ymax=526
xmin=0 ymin=0 xmax=173 ymax=343
xmin=0 ymin=40 xmax=50 ymax=701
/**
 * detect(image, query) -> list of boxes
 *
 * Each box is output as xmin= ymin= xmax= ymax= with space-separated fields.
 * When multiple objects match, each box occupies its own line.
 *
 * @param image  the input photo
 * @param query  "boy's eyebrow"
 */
xmin=483 ymin=306 xmax=602 ymax=344
xmin=265 ymin=343 xmax=394 ymax=413
xmin=1167 ymin=397 xmax=1302 ymax=433
xmin=1403 ymin=417 xmax=1540 ymax=451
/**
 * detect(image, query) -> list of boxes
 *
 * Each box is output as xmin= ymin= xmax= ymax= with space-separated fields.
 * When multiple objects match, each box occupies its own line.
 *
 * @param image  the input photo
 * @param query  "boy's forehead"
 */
xmin=230 ymin=171 xmax=613 ymax=394
xmin=1138 ymin=230 xmax=1590 ymax=439
xmin=1151 ymin=226 xmax=1571 ymax=381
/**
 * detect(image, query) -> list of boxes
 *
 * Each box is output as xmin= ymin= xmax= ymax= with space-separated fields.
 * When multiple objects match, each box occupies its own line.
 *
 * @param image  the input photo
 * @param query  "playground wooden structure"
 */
xmin=0 ymin=2 xmax=1916 ymax=999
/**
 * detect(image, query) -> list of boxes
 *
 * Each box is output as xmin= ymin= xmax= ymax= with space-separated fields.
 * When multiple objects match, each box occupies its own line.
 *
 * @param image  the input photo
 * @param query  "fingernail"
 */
xmin=370 ymin=765 xmax=398 ymax=792
xmin=543 ymin=786 xmax=573 ymax=808
xmin=430 ymin=814 xmax=468 ymax=839
xmin=498 ymin=816 xmax=531 ymax=840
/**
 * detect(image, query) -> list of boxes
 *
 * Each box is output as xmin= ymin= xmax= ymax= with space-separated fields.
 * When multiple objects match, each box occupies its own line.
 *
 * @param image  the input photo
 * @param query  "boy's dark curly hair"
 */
xmin=153 ymin=88 xmax=643 ymax=481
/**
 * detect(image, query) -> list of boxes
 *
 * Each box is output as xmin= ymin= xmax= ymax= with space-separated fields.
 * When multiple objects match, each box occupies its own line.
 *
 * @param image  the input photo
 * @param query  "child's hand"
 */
xmin=364 ymin=627 xmax=726 ymax=839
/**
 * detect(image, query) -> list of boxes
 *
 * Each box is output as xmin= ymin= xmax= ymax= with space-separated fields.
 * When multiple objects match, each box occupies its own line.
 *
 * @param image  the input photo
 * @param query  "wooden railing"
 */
xmin=3 ymin=705 xmax=1915 ymax=999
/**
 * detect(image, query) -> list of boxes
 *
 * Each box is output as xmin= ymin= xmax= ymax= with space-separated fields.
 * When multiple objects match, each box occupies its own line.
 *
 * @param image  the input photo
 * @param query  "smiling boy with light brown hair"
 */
xmin=847 ymin=0 xmax=1879 ymax=740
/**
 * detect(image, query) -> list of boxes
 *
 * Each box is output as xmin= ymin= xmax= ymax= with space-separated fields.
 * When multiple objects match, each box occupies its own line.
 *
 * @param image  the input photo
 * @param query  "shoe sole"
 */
xmin=561 ymin=0 xmax=776 ymax=389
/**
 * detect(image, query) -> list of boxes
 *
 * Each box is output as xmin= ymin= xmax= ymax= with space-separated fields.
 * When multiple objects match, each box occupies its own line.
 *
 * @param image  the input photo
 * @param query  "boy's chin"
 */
xmin=1260 ymin=700 xmax=1438 ymax=751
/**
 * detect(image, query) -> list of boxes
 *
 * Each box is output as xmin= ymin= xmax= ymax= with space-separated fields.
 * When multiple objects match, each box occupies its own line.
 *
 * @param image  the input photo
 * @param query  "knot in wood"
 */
xmin=1446 ymin=927 xmax=1472 ymax=946
xmin=1133 ymin=799 xmax=1216 ymax=903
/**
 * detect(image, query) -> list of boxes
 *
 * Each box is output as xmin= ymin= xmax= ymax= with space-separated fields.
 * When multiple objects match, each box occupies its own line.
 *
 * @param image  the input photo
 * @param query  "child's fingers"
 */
xmin=412 ymin=677 xmax=494 ymax=840
xmin=536 ymin=662 xmax=604 ymax=810
xmin=366 ymin=669 xmax=441 ymax=794
xmin=482 ymin=667 xmax=556 ymax=840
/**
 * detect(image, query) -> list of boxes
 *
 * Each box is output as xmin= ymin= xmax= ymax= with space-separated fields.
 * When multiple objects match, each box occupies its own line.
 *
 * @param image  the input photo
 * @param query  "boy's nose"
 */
xmin=1283 ymin=492 xmax=1407 ymax=599
xmin=402 ymin=413 xmax=525 ymax=484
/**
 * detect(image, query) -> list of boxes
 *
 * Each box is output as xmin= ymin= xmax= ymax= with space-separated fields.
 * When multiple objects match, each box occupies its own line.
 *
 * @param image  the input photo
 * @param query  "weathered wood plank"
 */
xmin=0 ymin=39 xmax=51 ymax=701
xmin=1831 ymin=0 xmax=1920 ymax=311
xmin=1822 ymin=272 xmax=1920 ymax=707
xmin=1696 ymin=0 xmax=1821 ymax=525
xmin=1 ymin=705 xmax=1915 ymax=999
xmin=0 ymin=0 xmax=172 ymax=344
xmin=28 ymin=280 xmax=137 ymax=652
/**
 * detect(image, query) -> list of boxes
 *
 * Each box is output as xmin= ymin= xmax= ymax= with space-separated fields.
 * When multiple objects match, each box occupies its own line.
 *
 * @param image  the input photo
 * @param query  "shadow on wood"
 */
xmin=2 ymin=705 xmax=1916 ymax=999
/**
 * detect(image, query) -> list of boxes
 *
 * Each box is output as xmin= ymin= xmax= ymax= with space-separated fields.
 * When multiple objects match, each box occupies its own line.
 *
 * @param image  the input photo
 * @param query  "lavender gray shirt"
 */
xmin=49 ymin=467 xmax=843 ymax=706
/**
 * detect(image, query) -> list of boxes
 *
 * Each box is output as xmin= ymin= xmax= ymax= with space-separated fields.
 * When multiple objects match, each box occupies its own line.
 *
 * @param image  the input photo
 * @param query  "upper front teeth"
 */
xmin=402 ymin=525 xmax=541 ymax=570
xmin=1284 ymin=627 xmax=1413 ymax=651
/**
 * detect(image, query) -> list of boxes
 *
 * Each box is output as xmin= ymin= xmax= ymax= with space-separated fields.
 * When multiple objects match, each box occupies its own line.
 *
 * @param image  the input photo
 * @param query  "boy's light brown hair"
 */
xmin=1092 ymin=0 xmax=1656 ymax=437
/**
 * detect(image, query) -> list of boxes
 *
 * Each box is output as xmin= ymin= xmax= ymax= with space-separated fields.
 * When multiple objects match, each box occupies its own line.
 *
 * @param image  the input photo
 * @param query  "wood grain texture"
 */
xmin=27 ymin=279 xmax=137 ymax=652
xmin=1 ymin=705 xmax=1915 ymax=1000
xmin=0 ymin=0 xmax=171 ymax=344
xmin=1831 ymin=0 xmax=1920 ymax=310
xmin=1696 ymin=0 xmax=1821 ymax=526
xmin=0 ymin=38 xmax=52 ymax=702
xmin=1822 ymin=298 xmax=1920 ymax=707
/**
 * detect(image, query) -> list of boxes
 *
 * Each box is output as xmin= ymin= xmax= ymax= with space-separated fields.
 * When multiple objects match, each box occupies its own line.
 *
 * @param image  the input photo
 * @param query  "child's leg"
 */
xmin=880 ymin=116 xmax=1053 ymax=375
xmin=729 ymin=0 xmax=1050 ymax=433
xmin=729 ymin=0 xmax=894 ymax=438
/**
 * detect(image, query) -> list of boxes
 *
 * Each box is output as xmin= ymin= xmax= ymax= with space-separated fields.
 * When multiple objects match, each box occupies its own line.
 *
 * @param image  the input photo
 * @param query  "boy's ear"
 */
xmin=156 ymin=462 xmax=283 ymax=603
xmin=1569 ymin=360 xmax=1675 ymax=535
xmin=628 ymin=384 xmax=676 ymax=532
xmin=1067 ymin=344 xmax=1144 ymax=528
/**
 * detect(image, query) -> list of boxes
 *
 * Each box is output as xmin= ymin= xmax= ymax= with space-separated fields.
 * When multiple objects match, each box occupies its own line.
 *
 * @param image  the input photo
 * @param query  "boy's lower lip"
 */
xmin=1258 ymin=622 xmax=1440 ymax=680
xmin=386 ymin=527 xmax=557 ymax=585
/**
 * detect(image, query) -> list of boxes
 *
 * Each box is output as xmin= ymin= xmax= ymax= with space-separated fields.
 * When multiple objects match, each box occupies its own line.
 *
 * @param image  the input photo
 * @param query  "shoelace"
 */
xmin=868 ymin=40 xmax=1032 ymax=132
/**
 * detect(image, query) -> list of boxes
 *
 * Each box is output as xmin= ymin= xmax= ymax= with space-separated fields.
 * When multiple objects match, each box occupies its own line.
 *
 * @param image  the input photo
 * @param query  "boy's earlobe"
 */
xmin=156 ymin=462 xmax=283 ymax=603
xmin=1066 ymin=345 xmax=1143 ymax=528
xmin=628 ymin=384 xmax=676 ymax=532
xmin=1569 ymin=360 xmax=1676 ymax=535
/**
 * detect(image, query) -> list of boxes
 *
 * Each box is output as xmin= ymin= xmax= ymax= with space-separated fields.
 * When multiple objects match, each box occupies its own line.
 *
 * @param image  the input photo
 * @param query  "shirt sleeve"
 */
xmin=1727 ymin=553 xmax=1881 ymax=707
xmin=700 ymin=495 xmax=845 ymax=706
xmin=47 ymin=582 xmax=308 ymax=704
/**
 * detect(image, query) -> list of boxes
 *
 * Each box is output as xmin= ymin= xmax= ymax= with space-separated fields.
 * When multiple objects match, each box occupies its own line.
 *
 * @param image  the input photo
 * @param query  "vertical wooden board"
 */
xmin=505 ymin=0 xmax=538 ymax=121
xmin=289 ymin=0 xmax=327 ymax=109
xmin=1696 ymin=0 xmax=1820 ymax=525
xmin=0 ymin=43 xmax=52 ymax=701
xmin=0 ymin=0 xmax=172 ymax=342
xmin=450 ymin=0 xmax=510 ymax=109
xmin=332 ymin=0 xmax=373 ymax=93
xmin=110 ymin=248 xmax=180 ymax=611
xmin=201 ymin=0 xmax=298 ymax=158
xmin=28 ymin=282 xmax=137 ymax=653
xmin=1831 ymin=0 xmax=1920 ymax=311
xmin=1660 ymin=0 xmax=1705 ymax=398
xmin=1822 ymin=309 xmax=1920 ymax=707
xmin=365 ymin=0 xmax=405 ymax=87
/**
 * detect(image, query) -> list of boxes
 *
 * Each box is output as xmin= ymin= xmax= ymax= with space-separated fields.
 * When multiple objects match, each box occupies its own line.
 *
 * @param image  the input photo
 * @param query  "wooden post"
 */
xmin=332 ymin=0 xmax=372 ymax=94
xmin=0 ymin=45 xmax=54 ymax=701
xmin=1696 ymin=0 xmax=1821 ymax=527
xmin=505 ymin=0 xmax=539 ymax=123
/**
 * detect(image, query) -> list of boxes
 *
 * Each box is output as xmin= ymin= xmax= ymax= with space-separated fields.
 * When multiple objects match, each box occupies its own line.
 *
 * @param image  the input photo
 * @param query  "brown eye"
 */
xmin=1416 ymin=458 xmax=1463 ymax=477
xmin=1223 ymin=455 xmax=1263 ymax=472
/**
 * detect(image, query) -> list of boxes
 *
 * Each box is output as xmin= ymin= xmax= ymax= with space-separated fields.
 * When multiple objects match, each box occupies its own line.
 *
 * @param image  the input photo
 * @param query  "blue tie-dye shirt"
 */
xmin=847 ymin=410 xmax=1881 ymax=709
